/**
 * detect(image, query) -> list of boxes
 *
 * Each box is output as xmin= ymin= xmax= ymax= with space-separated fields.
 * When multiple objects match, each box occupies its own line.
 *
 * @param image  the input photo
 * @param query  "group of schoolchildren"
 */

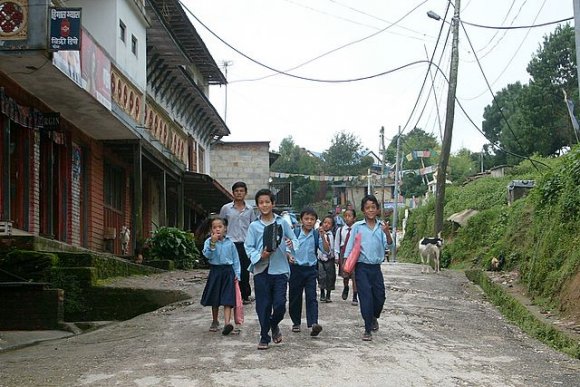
xmin=200 ymin=181 xmax=393 ymax=349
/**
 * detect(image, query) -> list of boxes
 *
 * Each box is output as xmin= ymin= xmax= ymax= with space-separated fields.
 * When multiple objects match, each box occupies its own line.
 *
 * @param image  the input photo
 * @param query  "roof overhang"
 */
xmin=146 ymin=1 xmax=230 ymax=139
xmin=0 ymin=53 xmax=137 ymax=140
xmin=183 ymin=172 xmax=233 ymax=214
xmin=146 ymin=0 xmax=226 ymax=85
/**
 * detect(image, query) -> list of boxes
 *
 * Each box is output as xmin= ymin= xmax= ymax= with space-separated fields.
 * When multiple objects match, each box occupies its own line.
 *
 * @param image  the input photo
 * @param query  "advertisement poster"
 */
xmin=80 ymin=30 xmax=111 ymax=110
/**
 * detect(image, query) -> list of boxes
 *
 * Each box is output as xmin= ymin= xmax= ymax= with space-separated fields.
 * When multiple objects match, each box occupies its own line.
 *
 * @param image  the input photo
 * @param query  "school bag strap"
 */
xmin=294 ymin=227 xmax=319 ymax=256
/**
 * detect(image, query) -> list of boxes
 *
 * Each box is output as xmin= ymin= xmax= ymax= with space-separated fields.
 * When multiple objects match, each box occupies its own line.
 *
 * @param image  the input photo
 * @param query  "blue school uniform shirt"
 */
xmin=202 ymin=236 xmax=241 ymax=280
xmin=293 ymin=228 xmax=318 ymax=267
xmin=343 ymin=219 xmax=392 ymax=265
xmin=244 ymin=214 xmax=299 ymax=276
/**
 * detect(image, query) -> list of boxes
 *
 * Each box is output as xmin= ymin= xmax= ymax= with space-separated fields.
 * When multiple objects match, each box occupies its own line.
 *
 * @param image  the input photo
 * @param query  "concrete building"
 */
xmin=210 ymin=141 xmax=276 ymax=203
xmin=0 ymin=0 xmax=232 ymax=254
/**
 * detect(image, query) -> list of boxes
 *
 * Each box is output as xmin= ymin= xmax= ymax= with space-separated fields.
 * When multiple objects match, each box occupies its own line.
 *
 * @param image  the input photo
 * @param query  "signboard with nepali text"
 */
xmin=49 ymin=7 xmax=81 ymax=50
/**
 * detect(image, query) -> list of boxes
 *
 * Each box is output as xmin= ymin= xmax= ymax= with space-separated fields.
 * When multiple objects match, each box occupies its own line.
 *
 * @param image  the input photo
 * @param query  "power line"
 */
xmin=180 ymin=0 xmax=433 ymax=84
xmin=459 ymin=19 xmax=543 ymax=171
xmin=231 ymin=0 xmax=431 ymax=83
xmin=473 ymin=0 xmax=517 ymax=55
xmin=327 ymin=0 xmax=432 ymax=38
xmin=461 ymin=15 xmax=572 ymax=29
xmin=460 ymin=0 xmax=548 ymax=101
xmin=400 ymin=2 xmax=452 ymax=135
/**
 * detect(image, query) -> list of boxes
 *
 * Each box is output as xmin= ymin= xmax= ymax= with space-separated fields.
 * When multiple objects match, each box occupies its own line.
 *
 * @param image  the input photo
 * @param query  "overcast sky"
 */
xmin=182 ymin=0 xmax=573 ymax=157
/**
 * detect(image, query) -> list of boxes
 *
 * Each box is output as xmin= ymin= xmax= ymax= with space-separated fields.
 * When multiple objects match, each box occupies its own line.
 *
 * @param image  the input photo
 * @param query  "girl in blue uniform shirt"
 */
xmin=344 ymin=194 xmax=393 ymax=341
xmin=245 ymin=189 xmax=299 ymax=350
xmin=200 ymin=217 xmax=241 ymax=336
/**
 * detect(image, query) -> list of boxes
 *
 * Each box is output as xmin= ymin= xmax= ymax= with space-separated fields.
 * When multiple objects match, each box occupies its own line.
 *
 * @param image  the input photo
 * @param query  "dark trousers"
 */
xmin=254 ymin=271 xmax=288 ymax=344
xmin=355 ymin=262 xmax=385 ymax=333
xmin=234 ymin=242 xmax=251 ymax=300
xmin=288 ymin=265 xmax=318 ymax=327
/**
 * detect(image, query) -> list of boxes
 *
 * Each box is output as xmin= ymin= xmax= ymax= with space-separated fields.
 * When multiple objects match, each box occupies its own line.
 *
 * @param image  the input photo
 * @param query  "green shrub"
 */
xmin=145 ymin=227 xmax=200 ymax=269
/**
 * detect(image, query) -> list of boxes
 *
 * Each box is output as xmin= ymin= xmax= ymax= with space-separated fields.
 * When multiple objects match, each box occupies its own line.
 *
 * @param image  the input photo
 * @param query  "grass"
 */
xmin=466 ymin=270 xmax=580 ymax=359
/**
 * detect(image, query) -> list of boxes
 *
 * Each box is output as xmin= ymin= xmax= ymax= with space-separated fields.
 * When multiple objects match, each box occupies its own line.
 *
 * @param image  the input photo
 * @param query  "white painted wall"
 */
xmin=65 ymin=0 xmax=147 ymax=90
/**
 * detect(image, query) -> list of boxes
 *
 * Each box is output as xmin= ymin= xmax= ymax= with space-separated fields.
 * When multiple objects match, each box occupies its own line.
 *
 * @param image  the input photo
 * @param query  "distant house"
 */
xmin=210 ymin=141 xmax=276 ymax=201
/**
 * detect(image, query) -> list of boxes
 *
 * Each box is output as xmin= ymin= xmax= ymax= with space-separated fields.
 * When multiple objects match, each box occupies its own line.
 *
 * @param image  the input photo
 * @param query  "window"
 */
xmin=131 ymin=35 xmax=138 ymax=56
xmin=104 ymin=164 xmax=124 ymax=211
xmin=119 ymin=20 xmax=126 ymax=43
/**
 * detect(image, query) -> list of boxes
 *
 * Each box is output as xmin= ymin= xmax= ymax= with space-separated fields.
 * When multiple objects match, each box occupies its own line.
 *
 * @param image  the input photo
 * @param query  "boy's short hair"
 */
xmin=231 ymin=181 xmax=247 ymax=192
xmin=300 ymin=207 xmax=318 ymax=220
xmin=361 ymin=194 xmax=380 ymax=211
xmin=255 ymin=188 xmax=275 ymax=204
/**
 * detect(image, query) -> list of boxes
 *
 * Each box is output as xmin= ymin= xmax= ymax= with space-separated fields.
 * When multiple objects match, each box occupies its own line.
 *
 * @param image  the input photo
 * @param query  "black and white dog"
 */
xmin=419 ymin=235 xmax=443 ymax=273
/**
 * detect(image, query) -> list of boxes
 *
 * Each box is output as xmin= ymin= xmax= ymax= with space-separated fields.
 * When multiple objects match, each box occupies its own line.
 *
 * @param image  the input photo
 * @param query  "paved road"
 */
xmin=1 ymin=263 xmax=578 ymax=386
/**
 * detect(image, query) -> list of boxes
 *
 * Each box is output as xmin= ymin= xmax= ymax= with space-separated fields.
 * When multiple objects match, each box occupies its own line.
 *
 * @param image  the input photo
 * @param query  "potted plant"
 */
xmin=145 ymin=227 xmax=200 ymax=270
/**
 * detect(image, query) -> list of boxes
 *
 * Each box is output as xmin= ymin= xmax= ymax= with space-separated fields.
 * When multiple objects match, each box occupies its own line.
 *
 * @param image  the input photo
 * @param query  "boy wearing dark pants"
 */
xmin=244 ymin=189 xmax=299 ymax=350
xmin=288 ymin=208 xmax=322 ymax=336
xmin=344 ymin=195 xmax=393 ymax=341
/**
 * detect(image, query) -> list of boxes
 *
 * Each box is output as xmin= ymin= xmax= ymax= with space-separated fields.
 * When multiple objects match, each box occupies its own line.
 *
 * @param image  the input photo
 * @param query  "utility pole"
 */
xmin=392 ymin=125 xmax=402 ymax=263
xmin=380 ymin=126 xmax=386 ymax=218
xmin=434 ymin=0 xmax=460 ymax=235
xmin=222 ymin=60 xmax=233 ymax=123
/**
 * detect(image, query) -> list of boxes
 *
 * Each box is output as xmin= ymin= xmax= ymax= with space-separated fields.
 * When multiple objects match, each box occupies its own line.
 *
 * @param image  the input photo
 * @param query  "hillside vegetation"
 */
xmin=399 ymin=145 xmax=580 ymax=321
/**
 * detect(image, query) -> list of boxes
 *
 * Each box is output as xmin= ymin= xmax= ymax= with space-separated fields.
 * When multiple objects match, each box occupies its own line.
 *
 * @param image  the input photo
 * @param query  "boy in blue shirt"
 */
xmin=344 ymin=194 xmax=393 ymax=341
xmin=245 ymin=189 xmax=299 ymax=350
xmin=287 ymin=208 xmax=322 ymax=336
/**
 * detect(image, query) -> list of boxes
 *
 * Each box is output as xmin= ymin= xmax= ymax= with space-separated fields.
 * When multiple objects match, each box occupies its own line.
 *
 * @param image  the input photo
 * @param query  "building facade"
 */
xmin=0 ymin=0 xmax=232 ymax=255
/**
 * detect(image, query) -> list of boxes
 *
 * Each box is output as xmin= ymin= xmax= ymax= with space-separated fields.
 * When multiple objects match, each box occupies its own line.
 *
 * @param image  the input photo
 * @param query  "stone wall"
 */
xmin=0 ymin=284 xmax=64 ymax=330
xmin=210 ymin=142 xmax=270 ymax=201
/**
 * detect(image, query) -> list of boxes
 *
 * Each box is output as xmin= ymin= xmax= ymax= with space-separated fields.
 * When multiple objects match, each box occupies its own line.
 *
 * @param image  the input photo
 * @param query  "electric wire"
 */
xmin=474 ymin=0 xmax=517 ymax=55
xmin=399 ymin=2 xmax=452 ymax=135
xmin=180 ymin=0 xmax=432 ymax=84
xmin=414 ymin=30 xmax=452 ymax=143
xmin=460 ymin=0 xmax=549 ymax=101
xmin=459 ymin=19 xmax=544 ymax=170
xmin=462 ymin=15 xmax=572 ymax=29
xmin=179 ymin=0 xmax=545 ymax=166
xmin=327 ymin=0 xmax=431 ymax=38
xmin=230 ymin=0 xmax=431 ymax=83
xmin=469 ymin=0 xmax=527 ymax=62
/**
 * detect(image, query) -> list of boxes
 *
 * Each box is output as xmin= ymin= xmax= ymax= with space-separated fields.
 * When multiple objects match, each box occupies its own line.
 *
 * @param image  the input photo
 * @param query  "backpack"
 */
xmin=294 ymin=227 xmax=319 ymax=257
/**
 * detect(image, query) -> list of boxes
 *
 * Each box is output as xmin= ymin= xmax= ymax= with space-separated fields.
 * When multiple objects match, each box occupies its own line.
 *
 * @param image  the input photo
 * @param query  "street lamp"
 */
xmin=426 ymin=10 xmax=441 ymax=21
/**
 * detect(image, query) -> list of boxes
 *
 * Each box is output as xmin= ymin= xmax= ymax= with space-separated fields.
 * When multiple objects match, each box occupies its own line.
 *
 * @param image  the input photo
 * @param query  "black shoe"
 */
xmin=222 ymin=324 xmax=234 ymax=336
xmin=342 ymin=286 xmax=349 ymax=300
xmin=325 ymin=296 xmax=332 ymax=303
xmin=310 ymin=324 xmax=322 ymax=337
xmin=362 ymin=331 xmax=372 ymax=341
xmin=320 ymin=290 xmax=326 ymax=301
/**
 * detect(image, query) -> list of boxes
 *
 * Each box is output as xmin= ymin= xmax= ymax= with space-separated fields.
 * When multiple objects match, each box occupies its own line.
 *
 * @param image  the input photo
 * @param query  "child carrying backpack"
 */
xmin=287 ymin=208 xmax=323 ymax=336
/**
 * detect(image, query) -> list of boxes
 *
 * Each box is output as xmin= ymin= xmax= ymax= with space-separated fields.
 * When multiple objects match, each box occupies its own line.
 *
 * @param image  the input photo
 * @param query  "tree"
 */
xmin=385 ymin=128 xmax=440 ymax=198
xmin=481 ymin=24 xmax=577 ymax=165
xmin=448 ymin=148 xmax=478 ymax=184
xmin=270 ymin=136 xmax=322 ymax=209
xmin=322 ymin=131 xmax=372 ymax=176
